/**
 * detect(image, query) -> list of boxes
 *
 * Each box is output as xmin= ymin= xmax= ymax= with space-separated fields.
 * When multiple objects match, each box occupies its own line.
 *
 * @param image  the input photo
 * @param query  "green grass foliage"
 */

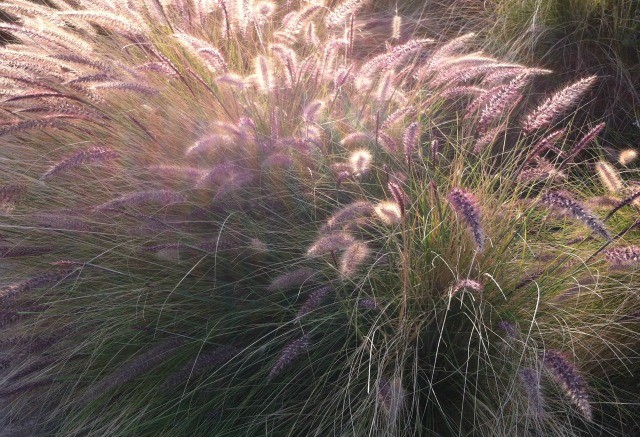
xmin=0 ymin=0 xmax=638 ymax=435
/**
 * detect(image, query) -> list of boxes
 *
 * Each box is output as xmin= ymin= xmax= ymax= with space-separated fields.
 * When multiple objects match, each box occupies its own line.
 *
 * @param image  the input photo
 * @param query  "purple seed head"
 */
xmin=519 ymin=368 xmax=544 ymax=416
xmin=268 ymin=268 xmax=317 ymax=291
xmin=540 ymin=190 xmax=610 ymax=240
xmin=602 ymin=246 xmax=640 ymax=269
xmin=295 ymin=285 xmax=333 ymax=321
xmin=268 ymin=334 xmax=311 ymax=381
xmin=542 ymin=349 xmax=593 ymax=421
xmin=447 ymin=188 xmax=485 ymax=251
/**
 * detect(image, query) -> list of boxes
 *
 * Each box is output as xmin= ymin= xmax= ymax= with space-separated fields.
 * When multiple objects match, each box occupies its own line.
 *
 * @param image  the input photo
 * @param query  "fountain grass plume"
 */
xmin=447 ymin=188 xmax=485 ymax=251
xmin=0 ymin=0 xmax=638 ymax=435
xmin=521 ymin=76 xmax=598 ymax=133
xmin=542 ymin=349 xmax=593 ymax=421
xmin=539 ymin=190 xmax=611 ymax=240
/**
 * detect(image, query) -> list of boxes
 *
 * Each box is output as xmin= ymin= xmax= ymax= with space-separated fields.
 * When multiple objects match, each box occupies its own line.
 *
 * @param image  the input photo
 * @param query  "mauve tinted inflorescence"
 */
xmin=41 ymin=146 xmax=118 ymax=180
xmin=519 ymin=368 xmax=543 ymax=416
xmin=542 ymin=350 xmax=592 ymax=421
xmin=387 ymin=181 xmax=408 ymax=218
xmin=339 ymin=241 xmax=371 ymax=278
xmin=268 ymin=334 xmax=311 ymax=380
xmin=295 ymin=285 xmax=333 ymax=320
xmin=268 ymin=268 xmax=318 ymax=291
xmin=377 ymin=376 xmax=405 ymax=423
xmin=451 ymin=279 xmax=483 ymax=297
xmin=322 ymin=201 xmax=374 ymax=232
xmin=0 ymin=269 xmax=77 ymax=302
xmin=447 ymin=188 xmax=484 ymax=251
xmin=522 ymin=76 xmax=597 ymax=133
xmin=306 ymin=232 xmax=356 ymax=257
xmin=81 ymin=338 xmax=185 ymax=403
xmin=540 ymin=190 xmax=611 ymax=240
xmin=602 ymin=246 xmax=640 ymax=268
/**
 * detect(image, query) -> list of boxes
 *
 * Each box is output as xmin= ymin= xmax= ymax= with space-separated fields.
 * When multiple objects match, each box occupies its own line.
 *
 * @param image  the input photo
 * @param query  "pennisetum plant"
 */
xmin=0 ymin=0 xmax=638 ymax=435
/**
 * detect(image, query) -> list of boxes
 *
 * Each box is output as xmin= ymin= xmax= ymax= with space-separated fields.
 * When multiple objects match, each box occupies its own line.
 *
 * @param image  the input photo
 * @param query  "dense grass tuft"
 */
xmin=0 ymin=0 xmax=638 ymax=435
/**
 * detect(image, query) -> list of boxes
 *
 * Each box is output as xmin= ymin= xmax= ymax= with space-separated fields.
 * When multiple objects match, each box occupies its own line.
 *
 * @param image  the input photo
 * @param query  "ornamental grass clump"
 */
xmin=0 ymin=0 xmax=638 ymax=435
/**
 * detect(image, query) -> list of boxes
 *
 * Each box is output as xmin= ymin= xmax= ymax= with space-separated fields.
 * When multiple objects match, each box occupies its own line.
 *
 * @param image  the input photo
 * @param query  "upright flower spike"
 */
xmin=391 ymin=14 xmax=401 ymax=40
xmin=447 ymin=188 xmax=485 ymax=251
xmin=519 ymin=368 xmax=544 ymax=416
xmin=542 ymin=350 xmax=593 ymax=421
xmin=402 ymin=122 xmax=419 ymax=166
xmin=339 ymin=241 xmax=371 ymax=278
xmin=387 ymin=181 xmax=407 ymax=218
xmin=349 ymin=149 xmax=373 ymax=176
xmin=595 ymin=161 xmax=624 ymax=194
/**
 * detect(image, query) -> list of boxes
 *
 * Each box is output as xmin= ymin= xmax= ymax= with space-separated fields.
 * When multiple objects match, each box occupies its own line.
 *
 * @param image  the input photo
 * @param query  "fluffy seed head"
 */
xmin=374 ymin=201 xmax=403 ymax=225
xmin=325 ymin=0 xmax=367 ymax=28
xmin=295 ymin=285 xmax=333 ymax=320
xmin=94 ymin=190 xmax=187 ymax=211
xmin=339 ymin=241 xmax=371 ymax=278
xmin=522 ymin=76 xmax=597 ymax=133
xmin=307 ymin=232 xmax=356 ymax=257
xmin=268 ymin=267 xmax=318 ymax=291
xmin=563 ymin=123 xmax=606 ymax=166
xmin=595 ymin=161 xmax=623 ymax=194
xmin=322 ymin=201 xmax=374 ymax=232
xmin=618 ymin=149 xmax=638 ymax=166
xmin=450 ymin=279 xmax=483 ymax=297
xmin=303 ymin=100 xmax=324 ymax=123
xmin=0 ymin=184 xmax=27 ymax=205
xmin=41 ymin=146 xmax=118 ymax=180
xmin=349 ymin=149 xmax=373 ymax=176
xmin=518 ymin=157 xmax=566 ymax=183
xmin=163 ymin=345 xmax=241 ymax=389
xmin=340 ymin=132 xmax=373 ymax=147
xmin=81 ymin=338 xmax=185 ymax=403
xmin=0 ymin=269 xmax=77 ymax=302
xmin=520 ymin=368 xmax=544 ymax=416
xmin=377 ymin=376 xmax=405 ymax=423
xmin=496 ymin=321 xmax=517 ymax=339
xmin=391 ymin=15 xmax=401 ymax=40
xmin=357 ymin=298 xmax=379 ymax=310
xmin=403 ymin=122 xmax=419 ymax=165
xmin=387 ymin=181 xmax=408 ymax=217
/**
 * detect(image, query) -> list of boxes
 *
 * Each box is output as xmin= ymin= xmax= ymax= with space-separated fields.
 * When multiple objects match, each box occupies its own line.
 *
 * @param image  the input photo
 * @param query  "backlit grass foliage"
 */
xmin=0 ymin=0 xmax=638 ymax=435
xmin=486 ymin=0 xmax=640 ymax=145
